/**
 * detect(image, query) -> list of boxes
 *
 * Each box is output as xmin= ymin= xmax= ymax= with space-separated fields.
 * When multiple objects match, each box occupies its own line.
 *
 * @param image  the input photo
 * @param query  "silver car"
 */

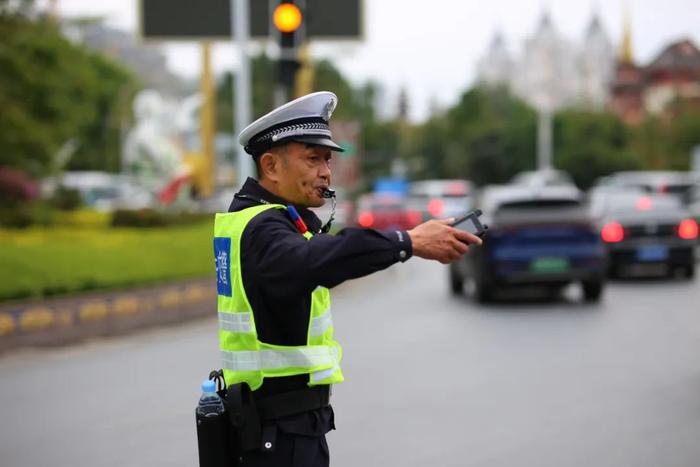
xmin=406 ymin=179 xmax=473 ymax=222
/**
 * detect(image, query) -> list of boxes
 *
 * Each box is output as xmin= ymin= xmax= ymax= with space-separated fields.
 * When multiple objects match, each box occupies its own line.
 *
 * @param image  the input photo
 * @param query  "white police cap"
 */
xmin=239 ymin=91 xmax=345 ymax=156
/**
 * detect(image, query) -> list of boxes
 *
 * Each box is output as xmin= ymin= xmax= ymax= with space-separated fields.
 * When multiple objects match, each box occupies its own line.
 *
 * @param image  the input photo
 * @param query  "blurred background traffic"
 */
xmin=2 ymin=0 xmax=700 ymax=303
xmin=2 ymin=1 xmax=700 ymax=466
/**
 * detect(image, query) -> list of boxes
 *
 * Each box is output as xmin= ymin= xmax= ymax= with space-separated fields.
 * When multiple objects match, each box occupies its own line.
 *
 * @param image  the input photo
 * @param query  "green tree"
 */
xmin=428 ymin=86 xmax=537 ymax=185
xmin=352 ymin=81 xmax=398 ymax=182
xmin=217 ymin=54 xmax=276 ymax=132
xmin=217 ymin=55 xmax=375 ymax=131
xmin=66 ymin=52 xmax=137 ymax=173
xmin=0 ymin=12 xmax=138 ymax=176
xmin=312 ymin=59 xmax=361 ymax=119
xmin=670 ymin=108 xmax=700 ymax=169
xmin=554 ymin=110 xmax=638 ymax=188
xmin=407 ymin=115 xmax=449 ymax=179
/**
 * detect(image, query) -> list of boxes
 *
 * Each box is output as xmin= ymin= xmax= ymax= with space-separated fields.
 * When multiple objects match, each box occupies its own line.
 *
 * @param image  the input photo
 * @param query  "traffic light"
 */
xmin=273 ymin=2 xmax=303 ymax=34
xmin=272 ymin=1 xmax=305 ymax=90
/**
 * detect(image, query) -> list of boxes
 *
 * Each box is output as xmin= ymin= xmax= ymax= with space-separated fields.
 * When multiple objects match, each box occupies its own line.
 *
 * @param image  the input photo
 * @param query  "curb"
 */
xmin=0 ymin=278 xmax=216 ymax=354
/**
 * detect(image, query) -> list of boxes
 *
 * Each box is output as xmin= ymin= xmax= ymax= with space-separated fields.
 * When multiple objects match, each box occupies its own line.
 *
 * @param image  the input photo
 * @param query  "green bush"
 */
xmin=111 ymin=208 xmax=168 ymax=227
xmin=0 ymin=222 xmax=215 ymax=301
xmin=111 ymin=209 xmax=211 ymax=228
xmin=0 ymin=208 xmax=34 ymax=228
xmin=0 ymin=202 xmax=54 ymax=228
xmin=169 ymin=211 xmax=214 ymax=225
xmin=0 ymin=205 xmax=212 ymax=230
xmin=50 ymin=186 xmax=82 ymax=210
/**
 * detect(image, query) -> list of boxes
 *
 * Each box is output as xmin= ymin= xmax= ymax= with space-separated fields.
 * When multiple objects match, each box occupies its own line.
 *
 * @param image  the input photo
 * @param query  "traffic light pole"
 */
xmin=273 ymin=42 xmax=296 ymax=107
xmin=274 ymin=47 xmax=299 ymax=107
xmin=273 ymin=0 xmax=305 ymax=106
xmin=232 ymin=0 xmax=255 ymax=186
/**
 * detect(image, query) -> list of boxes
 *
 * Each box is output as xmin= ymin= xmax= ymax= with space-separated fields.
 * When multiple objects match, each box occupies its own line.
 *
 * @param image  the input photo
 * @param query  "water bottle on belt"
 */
xmin=196 ymin=380 xmax=231 ymax=467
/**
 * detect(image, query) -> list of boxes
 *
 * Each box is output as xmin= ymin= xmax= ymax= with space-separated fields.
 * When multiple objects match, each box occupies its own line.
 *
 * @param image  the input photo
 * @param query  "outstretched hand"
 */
xmin=408 ymin=218 xmax=482 ymax=264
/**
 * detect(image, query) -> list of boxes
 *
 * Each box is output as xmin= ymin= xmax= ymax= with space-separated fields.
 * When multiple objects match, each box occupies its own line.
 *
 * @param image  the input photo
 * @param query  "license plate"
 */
xmin=637 ymin=245 xmax=668 ymax=262
xmin=530 ymin=257 xmax=570 ymax=273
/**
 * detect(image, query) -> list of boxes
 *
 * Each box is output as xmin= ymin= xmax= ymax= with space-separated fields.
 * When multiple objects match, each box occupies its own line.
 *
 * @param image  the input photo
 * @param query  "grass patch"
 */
xmin=0 ymin=221 xmax=215 ymax=301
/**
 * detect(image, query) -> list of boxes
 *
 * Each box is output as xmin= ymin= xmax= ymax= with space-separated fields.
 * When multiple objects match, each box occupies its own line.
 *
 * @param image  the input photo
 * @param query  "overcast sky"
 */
xmin=48 ymin=0 xmax=700 ymax=121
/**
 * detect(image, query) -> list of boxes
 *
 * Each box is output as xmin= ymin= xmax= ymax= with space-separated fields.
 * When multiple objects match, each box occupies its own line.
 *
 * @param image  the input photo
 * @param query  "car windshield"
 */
xmin=606 ymin=194 xmax=681 ymax=213
xmin=511 ymin=170 xmax=574 ymax=187
xmin=370 ymin=203 xmax=404 ymax=211
xmin=611 ymin=172 xmax=695 ymax=193
xmin=410 ymin=192 xmax=468 ymax=199
xmin=358 ymin=197 xmax=404 ymax=211
xmin=409 ymin=180 xmax=471 ymax=197
xmin=495 ymin=199 xmax=584 ymax=220
xmin=498 ymin=199 xmax=581 ymax=210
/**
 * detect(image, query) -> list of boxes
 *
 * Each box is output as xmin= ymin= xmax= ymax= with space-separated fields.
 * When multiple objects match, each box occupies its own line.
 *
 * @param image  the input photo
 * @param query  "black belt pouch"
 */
xmin=223 ymin=382 xmax=262 ymax=454
xmin=196 ymin=407 xmax=233 ymax=467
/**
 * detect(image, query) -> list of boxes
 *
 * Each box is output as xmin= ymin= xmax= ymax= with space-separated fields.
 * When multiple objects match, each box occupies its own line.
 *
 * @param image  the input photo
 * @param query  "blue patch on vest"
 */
xmin=213 ymin=237 xmax=232 ymax=297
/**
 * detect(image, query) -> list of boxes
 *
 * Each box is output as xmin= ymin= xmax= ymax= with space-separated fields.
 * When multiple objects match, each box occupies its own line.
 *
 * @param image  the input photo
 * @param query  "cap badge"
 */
xmin=321 ymin=100 xmax=334 ymax=121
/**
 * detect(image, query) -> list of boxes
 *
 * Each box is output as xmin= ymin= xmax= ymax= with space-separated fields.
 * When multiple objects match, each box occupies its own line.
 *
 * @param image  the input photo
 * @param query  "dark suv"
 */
xmin=450 ymin=185 xmax=606 ymax=303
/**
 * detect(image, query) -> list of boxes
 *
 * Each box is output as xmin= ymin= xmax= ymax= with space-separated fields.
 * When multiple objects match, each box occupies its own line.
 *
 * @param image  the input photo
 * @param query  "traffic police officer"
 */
xmin=213 ymin=91 xmax=481 ymax=467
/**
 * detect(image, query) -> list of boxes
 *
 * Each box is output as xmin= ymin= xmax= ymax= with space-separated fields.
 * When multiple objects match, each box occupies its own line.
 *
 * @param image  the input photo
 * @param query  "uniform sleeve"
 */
xmin=244 ymin=212 xmax=412 ymax=292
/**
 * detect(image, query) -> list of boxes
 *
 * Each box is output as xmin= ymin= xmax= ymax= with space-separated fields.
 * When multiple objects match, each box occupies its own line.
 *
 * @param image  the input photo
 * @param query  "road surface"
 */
xmin=1 ymin=259 xmax=699 ymax=467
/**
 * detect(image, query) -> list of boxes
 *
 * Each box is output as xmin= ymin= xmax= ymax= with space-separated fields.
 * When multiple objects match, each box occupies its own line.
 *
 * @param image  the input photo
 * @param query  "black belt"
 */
xmin=254 ymin=385 xmax=331 ymax=420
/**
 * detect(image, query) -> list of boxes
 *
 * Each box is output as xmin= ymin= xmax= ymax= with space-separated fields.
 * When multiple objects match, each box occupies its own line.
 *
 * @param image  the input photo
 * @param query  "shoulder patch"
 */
xmin=213 ymin=237 xmax=232 ymax=297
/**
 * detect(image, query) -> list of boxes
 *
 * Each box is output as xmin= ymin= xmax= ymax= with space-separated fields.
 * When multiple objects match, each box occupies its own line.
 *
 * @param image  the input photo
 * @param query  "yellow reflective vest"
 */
xmin=214 ymin=204 xmax=344 ymax=390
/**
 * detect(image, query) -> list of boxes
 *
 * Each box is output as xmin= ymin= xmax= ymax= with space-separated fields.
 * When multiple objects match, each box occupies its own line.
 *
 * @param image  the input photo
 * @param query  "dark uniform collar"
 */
xmin=229 ymin=177 xmax=323 ymax=233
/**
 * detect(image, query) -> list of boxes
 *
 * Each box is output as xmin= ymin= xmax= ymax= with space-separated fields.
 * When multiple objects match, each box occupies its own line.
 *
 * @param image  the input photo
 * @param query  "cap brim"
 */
xmin=292 ymin=136 xmax=345 ymax=152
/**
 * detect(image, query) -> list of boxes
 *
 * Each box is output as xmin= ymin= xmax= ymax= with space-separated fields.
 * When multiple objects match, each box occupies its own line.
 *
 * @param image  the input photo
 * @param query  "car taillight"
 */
xmin=357 ymin=211 xmax=374 ymax=228
xmin=427 ymin=198 xmax=444 ymax=218
xmin=601 ymin=222 xmax=624 ymax=243
xmin=678 ymin=219 xmax=698 ymax=240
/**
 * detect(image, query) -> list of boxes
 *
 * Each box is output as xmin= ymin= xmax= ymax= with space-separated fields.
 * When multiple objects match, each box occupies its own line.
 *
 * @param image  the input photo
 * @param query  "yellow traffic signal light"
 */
xmin=273 ymin=3 xmax=303 ymax=33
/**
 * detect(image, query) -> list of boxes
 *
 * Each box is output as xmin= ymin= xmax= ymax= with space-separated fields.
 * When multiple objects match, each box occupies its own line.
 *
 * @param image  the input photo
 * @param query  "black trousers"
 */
xmin=239 ymin=431 xmax=329 ymax=467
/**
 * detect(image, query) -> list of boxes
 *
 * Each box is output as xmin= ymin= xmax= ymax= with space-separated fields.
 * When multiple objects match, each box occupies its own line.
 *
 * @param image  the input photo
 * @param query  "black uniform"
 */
xmin=228 ymin=178 xmax=412 ymax=466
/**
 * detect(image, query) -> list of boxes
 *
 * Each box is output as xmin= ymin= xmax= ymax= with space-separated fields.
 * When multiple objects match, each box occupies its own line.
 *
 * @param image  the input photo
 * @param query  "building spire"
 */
xmin=620 ymin=7 xmax=634 ymax=64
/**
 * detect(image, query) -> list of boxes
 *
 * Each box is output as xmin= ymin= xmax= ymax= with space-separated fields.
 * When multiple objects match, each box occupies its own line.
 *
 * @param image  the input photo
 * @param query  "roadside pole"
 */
xmin=232 ymin=0 xmax=254 ymax=186
xmin=199 ymin=42 xmax=215 ymax=198
xmin=537 ymin=109 xmax=553 ymax=170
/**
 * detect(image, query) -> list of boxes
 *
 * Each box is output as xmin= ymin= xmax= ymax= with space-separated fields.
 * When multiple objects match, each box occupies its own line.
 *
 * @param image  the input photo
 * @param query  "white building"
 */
xmin=478 ymin=12 xmax=614 ymax=111
xmin=578 ymin=15 xmax=615 ymax=109
xmin=476 ymin=33 xmax=513 ymax=89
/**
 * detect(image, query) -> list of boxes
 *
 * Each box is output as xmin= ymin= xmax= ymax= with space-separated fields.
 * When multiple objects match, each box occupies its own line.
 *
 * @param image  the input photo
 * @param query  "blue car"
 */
xmin=450 ymin=185 xmax=606 ymax=303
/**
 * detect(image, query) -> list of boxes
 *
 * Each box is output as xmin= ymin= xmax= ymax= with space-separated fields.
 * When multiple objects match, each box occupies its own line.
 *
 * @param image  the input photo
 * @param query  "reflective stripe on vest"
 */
xmin=311 ymin=365 xmax=339 ymax=383
xmin=221 ymin=345 xmax=339 ymax=372
xmin=218 ymin=309 xmax=331 ymax=337
xmin=218 ymin=312 xmax=253 ymax=334
xmin=309 ymin=308 xmax=333 ymax=337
